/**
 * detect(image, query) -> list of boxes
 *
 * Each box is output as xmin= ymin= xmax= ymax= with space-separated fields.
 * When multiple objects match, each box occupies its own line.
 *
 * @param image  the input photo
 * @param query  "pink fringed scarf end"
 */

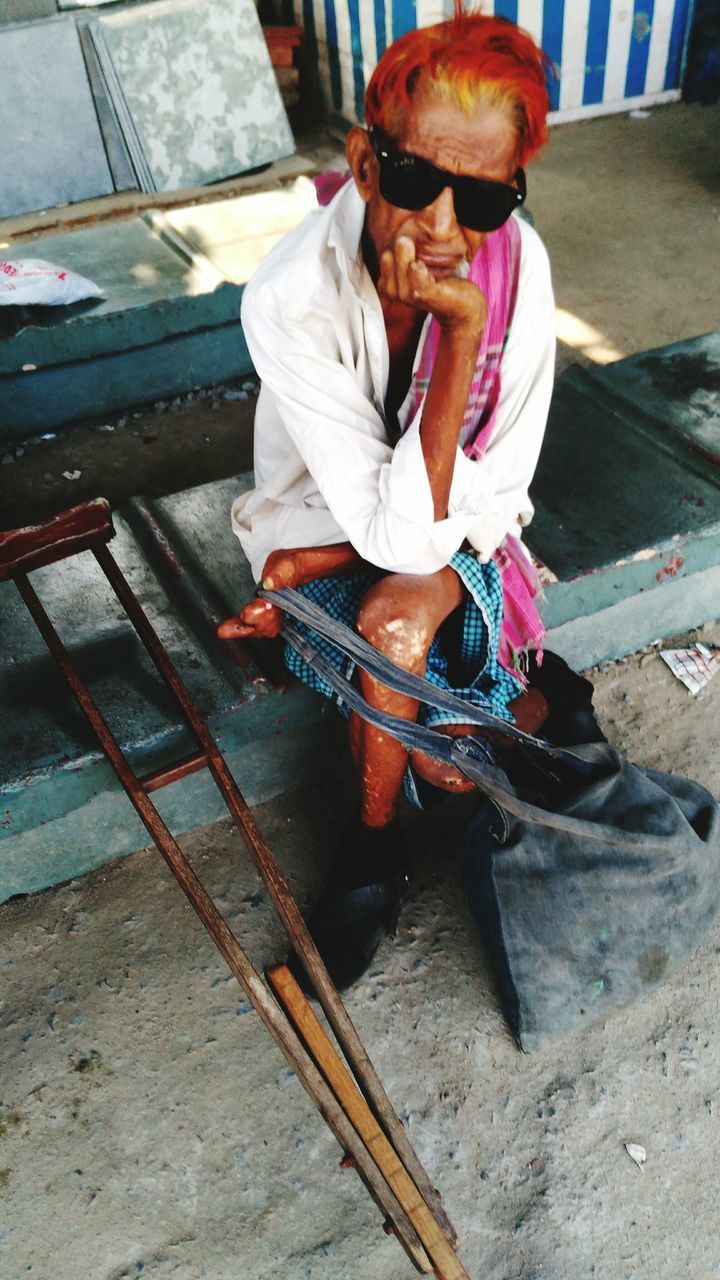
xmin=493 ymin=536 xmax=545 ymax=683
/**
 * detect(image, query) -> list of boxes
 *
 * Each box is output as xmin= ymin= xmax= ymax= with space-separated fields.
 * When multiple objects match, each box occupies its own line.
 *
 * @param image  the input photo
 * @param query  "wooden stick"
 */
xmin=267 ymin=965 xmax=472 ymax=1280
xmin=92 ymin=537 xmax=459 ymax=1247
xmin=12 ymin=570 xmax=434 ymax=1274
xmin=2 ymin=502 xmax=458 ymax=1254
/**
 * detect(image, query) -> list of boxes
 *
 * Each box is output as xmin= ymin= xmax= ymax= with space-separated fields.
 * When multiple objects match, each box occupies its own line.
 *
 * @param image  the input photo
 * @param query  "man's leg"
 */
xmin=348 ymin=566 xmax=466 ymax=826
xmin=348 ymin=568 xmax=550 ymax=810
xmin=289 ymin=566 xmax=547 ymax=990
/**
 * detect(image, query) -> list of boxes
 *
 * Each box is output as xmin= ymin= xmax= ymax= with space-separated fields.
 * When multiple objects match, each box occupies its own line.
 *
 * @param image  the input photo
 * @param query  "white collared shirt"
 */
xmin=232 ymin=181 xmax=555 ymax=582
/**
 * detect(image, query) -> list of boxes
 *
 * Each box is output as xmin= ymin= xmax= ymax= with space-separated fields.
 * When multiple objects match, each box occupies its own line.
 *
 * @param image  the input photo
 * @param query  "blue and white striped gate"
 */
xmin=295 ymin=0 xmax=696 ymax=125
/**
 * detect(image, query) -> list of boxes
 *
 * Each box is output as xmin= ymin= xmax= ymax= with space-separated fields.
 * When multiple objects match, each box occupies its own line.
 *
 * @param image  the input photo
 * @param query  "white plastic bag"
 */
xmin=0 ymin=259 xmax=103 ymax=306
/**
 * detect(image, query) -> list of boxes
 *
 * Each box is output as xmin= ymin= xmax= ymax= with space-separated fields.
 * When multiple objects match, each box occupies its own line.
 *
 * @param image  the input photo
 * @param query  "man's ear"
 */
xmin=346 ymin=125 xmax=375 ymax=204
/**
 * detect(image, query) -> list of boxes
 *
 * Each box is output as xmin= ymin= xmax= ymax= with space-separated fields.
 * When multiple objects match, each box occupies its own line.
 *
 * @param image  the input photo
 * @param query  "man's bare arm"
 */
xmin=378 ymin=235 xmax=486 ymax=521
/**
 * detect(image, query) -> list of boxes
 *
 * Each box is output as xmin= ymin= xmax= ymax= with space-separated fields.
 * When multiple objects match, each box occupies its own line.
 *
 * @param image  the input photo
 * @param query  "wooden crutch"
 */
xmin=0 ymin=499 xmax=472 ymax=1280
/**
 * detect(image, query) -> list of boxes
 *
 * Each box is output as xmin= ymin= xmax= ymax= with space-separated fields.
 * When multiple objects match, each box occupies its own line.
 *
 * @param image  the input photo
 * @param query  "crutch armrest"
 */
xmin=0 ymin=498 xmax=115 ymax=581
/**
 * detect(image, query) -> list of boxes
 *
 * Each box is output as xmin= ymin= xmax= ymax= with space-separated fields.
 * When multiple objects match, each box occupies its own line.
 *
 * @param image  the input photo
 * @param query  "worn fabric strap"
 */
xmin=276 ymin=605 xmax=671 ymax=851
xmin=262 ymin=586 xmax=575 ymax=761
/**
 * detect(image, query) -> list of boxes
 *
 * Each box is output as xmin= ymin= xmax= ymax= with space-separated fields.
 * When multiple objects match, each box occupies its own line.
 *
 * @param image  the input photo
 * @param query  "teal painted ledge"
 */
xmin=0 ymin=181 xmax=317 ymax=440
xmin=0 ymin=476 xmax=343 ymax=904
xmin=529 ymin=333 xmax=720 ymax=665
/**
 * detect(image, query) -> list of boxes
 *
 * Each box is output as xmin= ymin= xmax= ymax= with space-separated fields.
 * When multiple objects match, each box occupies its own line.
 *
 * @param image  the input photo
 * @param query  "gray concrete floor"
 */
xmin=2 ymin=103 xmax=720 ymax=1280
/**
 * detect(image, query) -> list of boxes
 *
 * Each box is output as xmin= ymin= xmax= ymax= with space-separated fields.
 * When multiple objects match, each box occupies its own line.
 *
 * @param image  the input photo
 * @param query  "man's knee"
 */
xmin=356 ymin=578 xmax=435 ymax=671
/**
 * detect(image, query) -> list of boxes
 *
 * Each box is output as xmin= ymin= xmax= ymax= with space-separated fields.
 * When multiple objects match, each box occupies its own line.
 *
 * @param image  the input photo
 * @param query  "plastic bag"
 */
xmin=0 ymin=259 xmax=103 ymax=306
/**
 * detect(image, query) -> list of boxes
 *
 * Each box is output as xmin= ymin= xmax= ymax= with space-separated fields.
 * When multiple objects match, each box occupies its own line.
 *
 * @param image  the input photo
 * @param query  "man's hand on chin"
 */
xmin=379 ymin=236 xmax=486 ymax=337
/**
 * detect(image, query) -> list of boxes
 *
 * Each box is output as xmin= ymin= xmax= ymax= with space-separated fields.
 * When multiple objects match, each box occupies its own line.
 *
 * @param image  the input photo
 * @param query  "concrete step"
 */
xmin=0 ymin=475 xmax=341 ymax=903
xmin=0 ymin=178 xmax=317 ymax=440
xmin=529 ymin=333 xmax=720 ymax=667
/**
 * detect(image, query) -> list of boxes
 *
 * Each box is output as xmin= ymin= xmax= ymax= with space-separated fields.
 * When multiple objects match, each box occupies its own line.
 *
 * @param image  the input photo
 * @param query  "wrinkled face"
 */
xmin=354 ymin=95 xmax=520 ymax=282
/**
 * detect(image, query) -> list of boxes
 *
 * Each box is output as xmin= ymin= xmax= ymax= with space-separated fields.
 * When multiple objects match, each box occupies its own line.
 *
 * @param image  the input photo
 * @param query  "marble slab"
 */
xmin=1 ymin=0 xmax=56 ymax=20
xmin=0 ymin=20 xmax=114 ymax=218
xmin=97 ymin=0 xmax=295 ymax=192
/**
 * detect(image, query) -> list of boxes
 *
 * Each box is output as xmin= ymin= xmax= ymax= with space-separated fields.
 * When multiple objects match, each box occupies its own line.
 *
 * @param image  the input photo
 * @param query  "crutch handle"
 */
xmin=0 ymin=498 xmax=115 ymax=581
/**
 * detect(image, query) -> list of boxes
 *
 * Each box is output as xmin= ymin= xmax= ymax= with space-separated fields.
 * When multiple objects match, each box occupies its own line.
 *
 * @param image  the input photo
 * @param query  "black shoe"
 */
xmin=287 ymin=811 xmax=411 ymax=994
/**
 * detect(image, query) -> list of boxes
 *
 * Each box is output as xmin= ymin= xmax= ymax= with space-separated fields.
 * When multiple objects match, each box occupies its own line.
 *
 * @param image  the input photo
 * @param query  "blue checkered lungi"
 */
xmin=283 ymin=550 xmax=522 ymax=730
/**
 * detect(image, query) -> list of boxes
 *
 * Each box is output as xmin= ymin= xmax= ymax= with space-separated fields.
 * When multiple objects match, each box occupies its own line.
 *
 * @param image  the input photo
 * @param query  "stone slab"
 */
xmin=97 ymin=0 xmax=295 ymax=190
xmin=0 ymin=20 xmax=114 ymax=219
xmin=159 ymin=177 xmax=318 ymax=284
xmin=1 ymin=0 xmax=56 ymax=20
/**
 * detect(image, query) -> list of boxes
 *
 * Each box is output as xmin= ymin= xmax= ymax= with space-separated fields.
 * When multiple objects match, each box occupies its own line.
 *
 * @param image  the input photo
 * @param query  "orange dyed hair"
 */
xmin=364 ymin=8 xmax=551 ymax=168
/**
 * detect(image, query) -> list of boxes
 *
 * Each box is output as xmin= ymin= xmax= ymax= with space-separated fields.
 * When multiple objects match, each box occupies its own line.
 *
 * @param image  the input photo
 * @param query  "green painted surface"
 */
xmin=0 ymin=220 xmax=235 ymax=375
xmin=0 ymin=321 xmax=251 ymax=437
xmin=544 ymin=561 xmax=720 ymax=670
xmin=0 ymin=719 xmax=344 ymax=902
xmin=0 ymin=185 xmax=318 ymax=438
xmin=529 ymin=334 xmax=720 ymax=657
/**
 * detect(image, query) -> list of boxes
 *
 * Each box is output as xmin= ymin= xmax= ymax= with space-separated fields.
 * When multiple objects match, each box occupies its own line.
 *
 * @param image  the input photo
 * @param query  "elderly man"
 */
xmin=219 ymin=11 xmax=558 ymax=989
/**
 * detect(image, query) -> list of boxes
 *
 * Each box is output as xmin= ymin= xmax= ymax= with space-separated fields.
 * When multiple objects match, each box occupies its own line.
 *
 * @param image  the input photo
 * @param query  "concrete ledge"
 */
xmin=0 ymin=179 xmax=317 ymax=439
xmin=530 ymin=334 xmax=720 ymax=663
xmin=0 ymin=718 xmax=344 ymax=902
xmin=0 ymin=152 xmax=315 ymax=243
xmin=545 ymin=561 xmax=720 ymax=670
xmin=0 ymin=475 xmax=338 ymax=903
xmin=1 ymin=320 xmax=250 ymax=437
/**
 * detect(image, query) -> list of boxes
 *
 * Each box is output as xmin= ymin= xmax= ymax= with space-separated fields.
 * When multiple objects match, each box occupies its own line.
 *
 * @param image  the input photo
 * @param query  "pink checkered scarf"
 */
xmin=404 ymin=215 xmax=521 ymax=457
xmin=315 ymin=174 xmax=545 ymax=673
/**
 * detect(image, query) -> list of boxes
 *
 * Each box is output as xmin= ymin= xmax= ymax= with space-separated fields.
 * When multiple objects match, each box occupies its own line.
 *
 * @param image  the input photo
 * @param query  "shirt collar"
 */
xmin=326 ymin=179 xmax=368 ymax=293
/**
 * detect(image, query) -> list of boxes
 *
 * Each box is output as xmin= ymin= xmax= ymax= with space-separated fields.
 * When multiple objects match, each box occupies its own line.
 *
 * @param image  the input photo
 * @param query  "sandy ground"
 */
xmin=1 ymin=627 xmax=719 ymax=1280
xmin=1 ymin=104 xmax=720 ymax=1279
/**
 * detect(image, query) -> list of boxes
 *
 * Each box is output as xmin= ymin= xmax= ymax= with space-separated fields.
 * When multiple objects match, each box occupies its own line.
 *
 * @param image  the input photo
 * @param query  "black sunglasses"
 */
xmin=370 ymin=129 xmax=526 ymax=233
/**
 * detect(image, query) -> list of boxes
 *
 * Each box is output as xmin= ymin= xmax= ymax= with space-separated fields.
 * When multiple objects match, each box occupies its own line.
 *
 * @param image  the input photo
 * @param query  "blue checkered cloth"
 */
xmin=283 ymin=550 xmax=522 ymax=730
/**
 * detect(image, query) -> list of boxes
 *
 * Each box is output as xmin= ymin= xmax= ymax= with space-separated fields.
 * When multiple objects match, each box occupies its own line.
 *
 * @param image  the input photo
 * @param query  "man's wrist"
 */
xmin=437 ymin=312 xmax=485 ymax=344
